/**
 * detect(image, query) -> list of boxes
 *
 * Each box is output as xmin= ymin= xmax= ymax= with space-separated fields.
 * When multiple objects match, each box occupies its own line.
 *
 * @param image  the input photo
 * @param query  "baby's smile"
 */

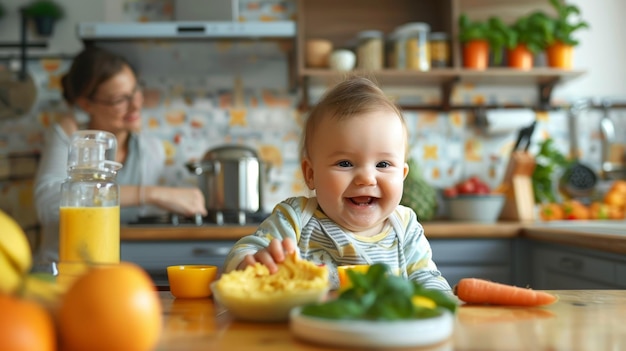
xmin=349 ymin=196 xmax=376 ymax=206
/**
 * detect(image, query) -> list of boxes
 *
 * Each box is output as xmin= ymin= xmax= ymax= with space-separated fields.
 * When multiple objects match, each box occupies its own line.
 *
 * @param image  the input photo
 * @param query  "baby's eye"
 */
xmin=376 ymin=161 xmax=391 ymax=168
xmin=337 ymin=160 xmax=352 ymax=168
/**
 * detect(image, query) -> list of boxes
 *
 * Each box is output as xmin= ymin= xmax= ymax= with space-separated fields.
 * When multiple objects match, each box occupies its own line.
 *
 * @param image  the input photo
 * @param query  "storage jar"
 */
xmin=429 ymin=32 xmax=450 ymax=68
xmin=356 ymin=30 xmax=384 ymax=70
xmin=404 ymin=22 xmax=430 ymax=71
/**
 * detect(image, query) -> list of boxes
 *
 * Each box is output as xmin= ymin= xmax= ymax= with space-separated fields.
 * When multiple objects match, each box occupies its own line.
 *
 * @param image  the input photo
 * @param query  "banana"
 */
xmin=0 ymin=210 xmax=33 ymax=275
xmin=0 ymin=250 xmax=23 ymax=294
xmin=21 ymin=274 xmax=65 ymax=311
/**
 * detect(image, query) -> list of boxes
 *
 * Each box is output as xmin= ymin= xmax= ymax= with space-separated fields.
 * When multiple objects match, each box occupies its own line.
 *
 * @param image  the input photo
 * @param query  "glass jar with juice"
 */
xmin=58 ymin=131 xmax=122 ymax=286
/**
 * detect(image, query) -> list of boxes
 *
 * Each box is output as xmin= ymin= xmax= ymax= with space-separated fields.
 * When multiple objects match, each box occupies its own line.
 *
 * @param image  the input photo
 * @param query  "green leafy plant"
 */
xmin=458 ymin=14 xmax=491 ymax=43
xmin=547 ymin=0 xmax=589 ymax=46
xmin=301 ymin=263 xmax=457 ymax=321
xmin=486 ymin=17 xmax=517 ymax=65
xmin=532 ymin=138 xmax=571 ymax=204
xmin=22 ymin=0 xmax=64 ymax=20
xmin=511 ymin=11 xmax=554 ymax=54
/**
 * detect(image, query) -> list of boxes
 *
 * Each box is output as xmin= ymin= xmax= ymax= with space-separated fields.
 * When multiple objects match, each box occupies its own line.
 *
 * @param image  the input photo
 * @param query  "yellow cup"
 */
xmin=167 ymin=265 xmax=218 ymax=299
xmin=337 ymin=265 xmax=370 ymax=289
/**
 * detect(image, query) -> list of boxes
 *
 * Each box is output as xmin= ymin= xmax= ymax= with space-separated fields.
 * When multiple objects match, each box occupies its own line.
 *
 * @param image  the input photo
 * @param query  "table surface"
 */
xmin=156 ymin=290 xmax=626 ymax=351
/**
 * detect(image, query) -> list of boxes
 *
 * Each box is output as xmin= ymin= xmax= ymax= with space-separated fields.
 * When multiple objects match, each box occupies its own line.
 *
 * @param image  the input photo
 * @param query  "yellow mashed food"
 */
xmin=216 ymin=254 xmax=329 ymax=299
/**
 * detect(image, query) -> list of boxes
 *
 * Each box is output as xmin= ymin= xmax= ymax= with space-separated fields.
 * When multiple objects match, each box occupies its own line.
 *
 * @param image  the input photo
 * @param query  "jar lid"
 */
xmin=357 ymin=30 xmax=384 ymax=40
xmin=67 ymin=130 xmax=122 ymax=172
xmin=395 ymin=22 xmax=430 ymax=35
xmin=429 ymin=32 xmax=449 ymax=41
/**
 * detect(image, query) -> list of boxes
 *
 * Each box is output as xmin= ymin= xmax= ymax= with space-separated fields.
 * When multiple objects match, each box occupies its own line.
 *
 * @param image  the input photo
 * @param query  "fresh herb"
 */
xmin=532 ymin=138 xmax=571 ymax=204
xmin=300 ymin=263 xmax=457 ymax=321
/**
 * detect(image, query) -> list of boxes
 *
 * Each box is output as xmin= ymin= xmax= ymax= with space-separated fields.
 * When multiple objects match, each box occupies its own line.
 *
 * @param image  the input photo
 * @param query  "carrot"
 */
xmin=454 ymin=278 xmax=558 ymax=307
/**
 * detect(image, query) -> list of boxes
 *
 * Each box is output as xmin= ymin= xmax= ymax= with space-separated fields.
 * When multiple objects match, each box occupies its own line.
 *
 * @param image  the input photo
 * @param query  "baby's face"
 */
xmin=302 ymin=109 xmax=408 ymax=236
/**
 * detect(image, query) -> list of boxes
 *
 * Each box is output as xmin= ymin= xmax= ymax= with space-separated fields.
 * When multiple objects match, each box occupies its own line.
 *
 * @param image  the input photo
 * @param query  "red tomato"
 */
xmin=443 ymin=187 xmax=458 ymax=198
xmin=457 ymin=180 xmax=476 ymax=194
xmin=475 ymin=183 xmax=491 ymax=194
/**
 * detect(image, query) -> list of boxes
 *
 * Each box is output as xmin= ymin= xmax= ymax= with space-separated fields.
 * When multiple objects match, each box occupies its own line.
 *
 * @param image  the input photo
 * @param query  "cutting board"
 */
xmin=498 ymin=151 xmax=536 ymax=221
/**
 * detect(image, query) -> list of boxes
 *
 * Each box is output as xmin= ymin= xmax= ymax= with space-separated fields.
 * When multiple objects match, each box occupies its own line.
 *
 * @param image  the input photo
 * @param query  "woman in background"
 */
xmin=34 ymin=46 xmax=207 ymax=267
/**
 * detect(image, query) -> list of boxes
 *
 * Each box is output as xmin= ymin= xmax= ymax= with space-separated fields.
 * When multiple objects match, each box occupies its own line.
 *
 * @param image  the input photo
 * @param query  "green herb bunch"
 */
xmin=22 ymin=0 xmax=64 ymax=20
xmin=301 ymin=263 xmax=457 ymax=320
xmin=511 ymin=11 xmax=554 ymax=54
xmin=532 ymin=138 xmax=571 ymax=204
xmin=548 ymin=0 xmax=589 ymax=46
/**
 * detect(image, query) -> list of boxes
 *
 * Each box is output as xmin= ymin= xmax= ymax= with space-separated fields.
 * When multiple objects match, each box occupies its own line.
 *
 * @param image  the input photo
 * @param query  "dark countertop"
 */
xmin=121 ymin=220 xmax=626 ymax=254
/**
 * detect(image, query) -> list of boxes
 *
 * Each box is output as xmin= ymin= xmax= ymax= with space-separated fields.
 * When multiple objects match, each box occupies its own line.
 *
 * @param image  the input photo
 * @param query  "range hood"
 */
xmin=77 ymin=21 xmax=295 ymax=41
xmin=78 ymin=0 xmax=295 ymax=41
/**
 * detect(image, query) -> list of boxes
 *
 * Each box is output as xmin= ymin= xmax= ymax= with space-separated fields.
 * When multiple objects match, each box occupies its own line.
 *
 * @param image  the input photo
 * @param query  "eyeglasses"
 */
xmin=90 ymin=84 xmax=143 ymax=112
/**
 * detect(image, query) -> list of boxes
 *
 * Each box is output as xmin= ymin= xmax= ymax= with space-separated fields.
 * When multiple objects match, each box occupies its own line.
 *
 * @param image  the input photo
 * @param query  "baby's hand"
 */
xmin=238 ymin=238 xmax=297 ymax=273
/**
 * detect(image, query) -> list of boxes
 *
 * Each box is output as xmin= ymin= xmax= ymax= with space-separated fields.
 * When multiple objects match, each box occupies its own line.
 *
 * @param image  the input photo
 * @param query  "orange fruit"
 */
xmin=589 ymin=202 xmax=610 ymax=220
xmin=561 ymin=200 xmax=589 ymax=220
xmin=539 ymin=203 xmax=564 ymax=221
xmin=0 ymin=293 xmax=56 ymax=351
xmin=608 ymin=205 xmax=625 ymax=220
xmin=609 ymin=180 xmax=626 ymax=194
xmin=58 ymin=262 xmax=163 ymax=351
xmin=604 ymin=189 xmax=626 ymax=209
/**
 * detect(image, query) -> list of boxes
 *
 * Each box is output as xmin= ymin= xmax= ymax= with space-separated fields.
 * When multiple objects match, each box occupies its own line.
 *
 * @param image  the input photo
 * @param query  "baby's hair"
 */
xmin=299 ymin=76 xmax=407 ymax=161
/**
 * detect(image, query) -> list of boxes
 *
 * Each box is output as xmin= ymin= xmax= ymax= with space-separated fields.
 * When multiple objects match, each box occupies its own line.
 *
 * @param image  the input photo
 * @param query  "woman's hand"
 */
xmin=238 ymin=238 xmax=297 ymax=273
xmin=146 ymin=186 xmax=207 ymax=217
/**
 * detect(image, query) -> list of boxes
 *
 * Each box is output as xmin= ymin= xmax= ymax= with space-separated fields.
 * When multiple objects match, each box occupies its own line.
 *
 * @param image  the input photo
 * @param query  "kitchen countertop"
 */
xmin=157 ymin=289 xmax=626 ymax=351
xmin=121 ymin=220 xmax=626 ymax=254
xmin=120 ymin=221 xmax=525 ymax=241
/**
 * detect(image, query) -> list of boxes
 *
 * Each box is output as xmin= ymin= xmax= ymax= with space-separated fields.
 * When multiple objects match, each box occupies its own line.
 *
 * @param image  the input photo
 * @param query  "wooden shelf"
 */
xmin=301 ymin=68 xmax=585 ymax=85
xmin=295 ymin=0 xmax=588 ymax=111
xmin=299 ymin=68 xmax=586 ymax=110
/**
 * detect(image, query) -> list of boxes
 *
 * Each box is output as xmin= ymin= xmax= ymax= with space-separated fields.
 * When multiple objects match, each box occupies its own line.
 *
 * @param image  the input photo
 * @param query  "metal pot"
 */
xmin=186 ymin=145 xmax=265 ymax=217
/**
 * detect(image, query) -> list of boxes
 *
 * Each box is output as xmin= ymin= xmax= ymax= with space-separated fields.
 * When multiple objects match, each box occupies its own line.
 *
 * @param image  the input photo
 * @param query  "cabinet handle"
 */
xmin=191 ymin=246 xmax=231 ymax=257
xmin=558 ymin=257 xmax=583 ymax=271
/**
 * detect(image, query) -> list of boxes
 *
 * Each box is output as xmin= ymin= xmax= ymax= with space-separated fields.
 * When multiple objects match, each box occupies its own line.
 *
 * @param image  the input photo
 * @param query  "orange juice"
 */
xmin=59 ymin=206 xmax=120 ymax=263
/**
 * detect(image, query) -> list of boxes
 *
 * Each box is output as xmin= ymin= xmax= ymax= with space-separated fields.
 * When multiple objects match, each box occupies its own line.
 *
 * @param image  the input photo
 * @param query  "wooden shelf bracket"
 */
xmin=538 ymin=78 xmax=560 ymax=111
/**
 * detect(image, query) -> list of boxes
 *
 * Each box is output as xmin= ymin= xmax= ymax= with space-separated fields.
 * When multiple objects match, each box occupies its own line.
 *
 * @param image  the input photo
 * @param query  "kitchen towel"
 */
xmin=479 ymin=109 xmax=536 ymax=135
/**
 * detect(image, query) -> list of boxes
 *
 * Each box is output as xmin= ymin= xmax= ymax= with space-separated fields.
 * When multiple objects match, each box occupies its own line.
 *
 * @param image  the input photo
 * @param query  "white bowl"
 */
xmin=446 ymin=194 xmax=505 ymax=223
xmin=290 ymin=307 xmax=454 ymax=348
xmin=211 ymin=281 xmax=328 ymax=322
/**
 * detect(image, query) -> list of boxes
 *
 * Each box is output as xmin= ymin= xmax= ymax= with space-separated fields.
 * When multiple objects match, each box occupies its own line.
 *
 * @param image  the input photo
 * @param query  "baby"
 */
xmin=223 ymin=76 xmax=451 ymax=291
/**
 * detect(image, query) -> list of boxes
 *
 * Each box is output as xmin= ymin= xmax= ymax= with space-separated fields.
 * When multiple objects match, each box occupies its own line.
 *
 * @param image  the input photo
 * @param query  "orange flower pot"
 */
xmin=463 ymin=40 xmax=489 ymax=70
xmin=546 ymin=41 xmax=574 ymax=69
xmin=507 ymin=44 xmax=533 ymax=70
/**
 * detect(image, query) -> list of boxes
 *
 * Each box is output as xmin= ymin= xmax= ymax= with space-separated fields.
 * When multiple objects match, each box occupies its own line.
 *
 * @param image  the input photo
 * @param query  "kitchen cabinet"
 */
xmin=296 ymin=0 xmax=585 ymax=110
xmin=530 ymin=241 xmax=626 ymax=289
xmin=121 ymin=240 xmax=236 ymax=286
xmin=429 ymin=238 xmax=518 ymax=287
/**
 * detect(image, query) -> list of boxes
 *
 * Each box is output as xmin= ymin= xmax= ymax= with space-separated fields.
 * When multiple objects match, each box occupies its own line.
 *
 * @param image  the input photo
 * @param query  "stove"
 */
xmin=125 ymin=210 xmax=270 ymax=227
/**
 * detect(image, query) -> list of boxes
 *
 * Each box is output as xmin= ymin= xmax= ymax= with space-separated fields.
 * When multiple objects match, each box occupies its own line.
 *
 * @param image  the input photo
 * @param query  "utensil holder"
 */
xmin=499 ymin=151 xmax=536 ymax=221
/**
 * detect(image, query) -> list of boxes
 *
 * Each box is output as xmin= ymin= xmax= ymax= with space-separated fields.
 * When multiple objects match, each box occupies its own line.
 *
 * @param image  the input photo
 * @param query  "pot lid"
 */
xmin=202 ymin=145 xmax=259 ymax=161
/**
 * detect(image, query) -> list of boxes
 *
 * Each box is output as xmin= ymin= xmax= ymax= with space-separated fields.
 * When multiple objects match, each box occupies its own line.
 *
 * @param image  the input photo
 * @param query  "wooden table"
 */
xmin=156 ymin=290 xmax=626 ymax=351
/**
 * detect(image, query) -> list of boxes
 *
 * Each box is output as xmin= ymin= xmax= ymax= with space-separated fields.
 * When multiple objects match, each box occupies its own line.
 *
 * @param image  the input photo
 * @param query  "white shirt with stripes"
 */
xmin=224 ymin=196 xmax=451 ymax=291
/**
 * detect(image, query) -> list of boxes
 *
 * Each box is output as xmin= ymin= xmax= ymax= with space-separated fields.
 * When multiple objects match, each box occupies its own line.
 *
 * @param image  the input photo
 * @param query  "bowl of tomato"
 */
xmin=443 ymin=176 xmax=504 ymax=222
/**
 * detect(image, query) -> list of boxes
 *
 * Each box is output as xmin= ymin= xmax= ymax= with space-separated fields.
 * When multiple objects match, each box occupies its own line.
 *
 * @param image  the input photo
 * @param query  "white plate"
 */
xmin=289 ymin=307 xmax=454 ymax=348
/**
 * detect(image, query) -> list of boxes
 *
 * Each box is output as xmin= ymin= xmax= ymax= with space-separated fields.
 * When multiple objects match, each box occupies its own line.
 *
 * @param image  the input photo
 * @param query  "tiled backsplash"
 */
xmin=1 ymin=0 xmax=624 ymax=235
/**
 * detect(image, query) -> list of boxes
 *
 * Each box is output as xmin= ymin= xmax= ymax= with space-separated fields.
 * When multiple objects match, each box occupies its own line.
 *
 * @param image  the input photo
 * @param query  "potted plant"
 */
xmin=459 ymin=14 xmax=517 ymax=69
xmin=22 ymin=0 xmax=64 ymax=36
xmin=508 ymin=11 xmax=553 ymax=70
xmin=544 ymin=0 xmax=589 ymax=69
xmin=485 ymin=17 xmax=517 ymax=67
xmin=458 ymin=14 xmax=492 ymax=70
